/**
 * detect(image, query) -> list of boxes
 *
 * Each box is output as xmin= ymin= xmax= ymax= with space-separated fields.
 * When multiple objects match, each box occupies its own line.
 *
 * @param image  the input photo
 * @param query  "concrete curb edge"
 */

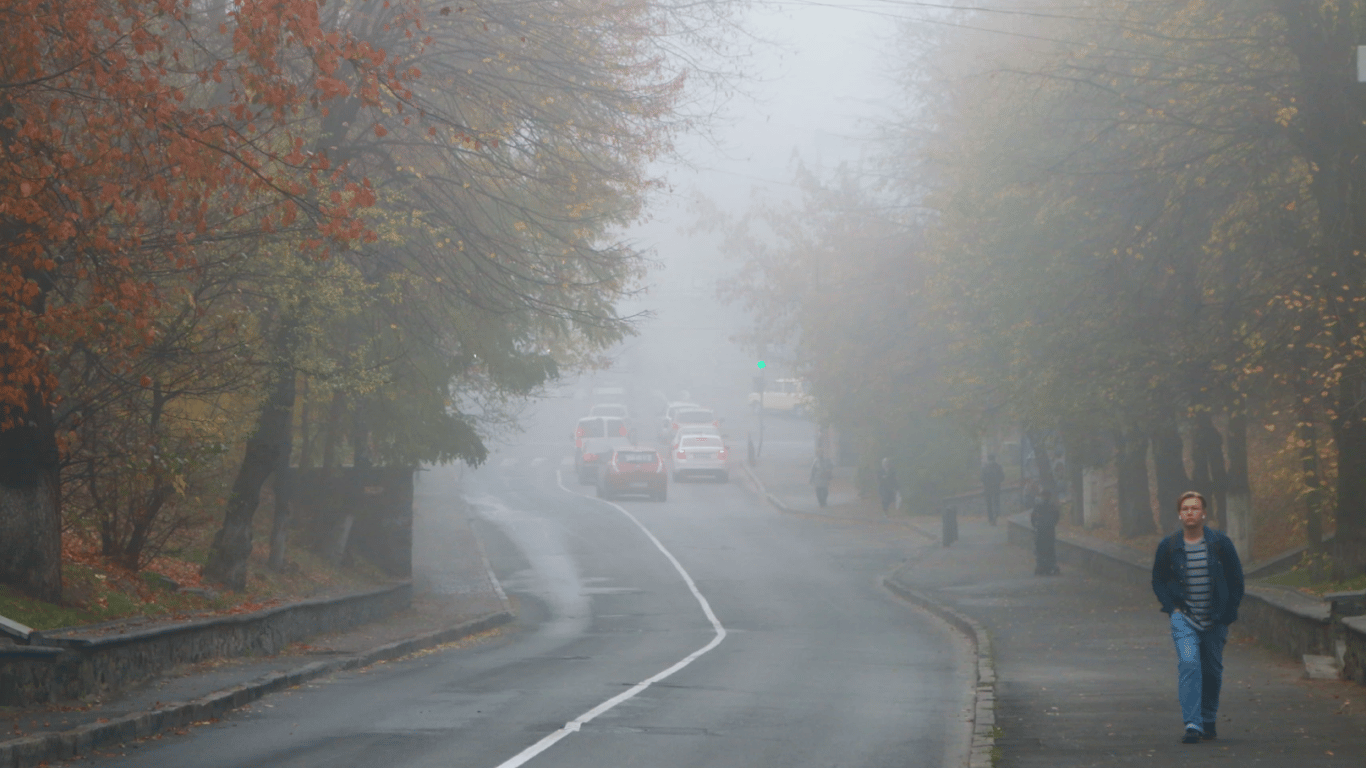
xmin=0 ymin=610 xmax=514 ymax=768
xmin=881 ymin=576 xmax=997 ymax=768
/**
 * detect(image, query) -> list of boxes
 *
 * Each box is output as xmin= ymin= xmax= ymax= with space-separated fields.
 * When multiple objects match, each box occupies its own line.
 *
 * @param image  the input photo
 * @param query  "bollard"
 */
xmin=942 ymin=506 xmax=958 ymax=547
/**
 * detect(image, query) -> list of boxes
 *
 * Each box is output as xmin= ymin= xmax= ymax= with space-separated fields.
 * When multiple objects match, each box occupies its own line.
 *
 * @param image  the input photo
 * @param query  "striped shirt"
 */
xmin=1183 ymin=540 xmax=1212 ymax=630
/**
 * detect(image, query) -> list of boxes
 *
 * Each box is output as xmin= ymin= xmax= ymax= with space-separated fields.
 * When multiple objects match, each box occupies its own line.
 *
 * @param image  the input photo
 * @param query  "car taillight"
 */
xmin=584 ymin=453 xmax=597 ymax=463
xmin=575 ymin=427 xmax=584 ymax=437
xmin=671 ymin=421 xmax=679 ymax=430
xmin=618 ymin=425 xmax=628 ymax=436
xmin=718 ymin=447 xmax=728 ymax=460
xmin=676 ymin=449 xmax=686 ymax=460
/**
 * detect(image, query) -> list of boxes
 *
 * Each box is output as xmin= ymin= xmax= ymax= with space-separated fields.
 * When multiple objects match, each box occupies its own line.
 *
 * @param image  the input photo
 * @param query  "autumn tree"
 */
xmin=882 ymin=0 xmax=1313 ymax=548
xmin=200 ymin=0 xmax=744 ymax=588
xmin=1 ymin=0 xmax=402 ymax=601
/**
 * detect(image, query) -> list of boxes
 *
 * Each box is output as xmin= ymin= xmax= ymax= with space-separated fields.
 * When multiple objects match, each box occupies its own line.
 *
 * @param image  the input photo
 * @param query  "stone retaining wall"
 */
xmin=0 ymin=582 xmax=411 ymax=707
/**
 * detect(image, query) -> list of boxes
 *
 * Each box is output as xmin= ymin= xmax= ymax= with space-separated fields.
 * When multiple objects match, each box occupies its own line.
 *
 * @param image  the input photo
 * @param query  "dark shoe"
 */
xmin=1202 ymin=722 xmax=1216 ymax=740
xmin=1182 ymin=727 xmax=1201 ymax=744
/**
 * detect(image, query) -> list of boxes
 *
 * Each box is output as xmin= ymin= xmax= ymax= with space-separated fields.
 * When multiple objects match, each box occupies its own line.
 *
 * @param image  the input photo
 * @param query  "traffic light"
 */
xmin=756 ymin=360 xmax=766 ymax=370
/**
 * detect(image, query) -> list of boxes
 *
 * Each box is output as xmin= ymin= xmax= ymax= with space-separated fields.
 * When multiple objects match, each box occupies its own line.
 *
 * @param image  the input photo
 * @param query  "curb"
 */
xmin=882 ymin=575 xmax=997 ymax=768
xmin=0 ymin=610 xmax=514 ymax=768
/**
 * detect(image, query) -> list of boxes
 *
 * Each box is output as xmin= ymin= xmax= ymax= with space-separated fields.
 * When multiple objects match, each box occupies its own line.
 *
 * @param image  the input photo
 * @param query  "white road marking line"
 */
xmin=490 ymin=472 xmax=728 ymax=768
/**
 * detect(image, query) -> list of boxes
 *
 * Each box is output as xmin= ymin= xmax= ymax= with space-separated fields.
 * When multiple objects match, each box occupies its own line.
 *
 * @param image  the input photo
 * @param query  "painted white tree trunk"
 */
xmin=1224 ymin=491 xmax=1253 ymax=563
xmin=1082 ymin=468 xmax=1103 ymax=529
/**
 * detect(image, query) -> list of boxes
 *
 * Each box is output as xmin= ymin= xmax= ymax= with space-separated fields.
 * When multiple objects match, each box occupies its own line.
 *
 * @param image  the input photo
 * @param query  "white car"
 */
xmin=589 ymin=402 xmax=630 ymax=420
xmin=656 ymin=401 xmax=701 ymax=442
xmin=670 ymin=432 xmax=730 ymax=482
xmin=669 ymin=423 xmax=721 ymax=450
xmin=663 ymin=408 xmax=720 ymax=447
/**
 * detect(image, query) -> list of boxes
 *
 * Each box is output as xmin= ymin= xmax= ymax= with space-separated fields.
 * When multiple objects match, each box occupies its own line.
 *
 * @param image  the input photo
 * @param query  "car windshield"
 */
xmin=616 ymin=451 xmax=658 ymax=464
xmin=677 ymin=426 xmax=718 ymax=437
xmin=578 ymin=419 xmax=605 ymax=437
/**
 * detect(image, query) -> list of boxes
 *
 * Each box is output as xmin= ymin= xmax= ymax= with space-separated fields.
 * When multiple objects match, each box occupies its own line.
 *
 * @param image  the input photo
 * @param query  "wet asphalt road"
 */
xmin=79 ymin=404 xmax=971 ymax=768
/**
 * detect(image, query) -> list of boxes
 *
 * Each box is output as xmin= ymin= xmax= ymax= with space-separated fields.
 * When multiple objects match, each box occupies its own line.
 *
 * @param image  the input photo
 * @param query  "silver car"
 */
xmin=670 ymin=432 xmax=730 ymax=482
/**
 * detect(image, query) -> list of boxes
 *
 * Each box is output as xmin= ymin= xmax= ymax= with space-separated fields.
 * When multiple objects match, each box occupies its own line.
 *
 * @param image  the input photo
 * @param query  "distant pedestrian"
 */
xmin=810 ymin=452 xmax=833 ymax=507
xmin=1030 ymin=488 xmax=1060 ymax=575
xmin=1151 ymin=491 xmax=1244 ymax=745
xmin=981 ymin=454 xmax=1005 ymax=525
xmin=876 ymin=457 xmax=898 ymax=512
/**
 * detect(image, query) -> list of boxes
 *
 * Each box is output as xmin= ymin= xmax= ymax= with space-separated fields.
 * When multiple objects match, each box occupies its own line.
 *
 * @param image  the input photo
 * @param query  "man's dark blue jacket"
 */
xmin=1151 ymin=527 xmax=1245 ymax=626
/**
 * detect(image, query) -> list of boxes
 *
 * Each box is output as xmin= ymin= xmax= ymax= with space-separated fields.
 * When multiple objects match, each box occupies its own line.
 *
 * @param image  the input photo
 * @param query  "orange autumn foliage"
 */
xmin=0 ymin=0 xmax=413 ymax=427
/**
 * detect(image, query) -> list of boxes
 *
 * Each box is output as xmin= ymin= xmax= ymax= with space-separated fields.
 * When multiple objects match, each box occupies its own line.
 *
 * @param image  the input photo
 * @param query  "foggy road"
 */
xmin=79 ymin=396 xmax=972 ymax=768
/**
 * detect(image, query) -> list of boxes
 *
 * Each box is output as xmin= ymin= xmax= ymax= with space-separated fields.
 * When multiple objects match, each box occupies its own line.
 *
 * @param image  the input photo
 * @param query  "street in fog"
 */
xmin=75 ymin=370 xmax=972 ymax=768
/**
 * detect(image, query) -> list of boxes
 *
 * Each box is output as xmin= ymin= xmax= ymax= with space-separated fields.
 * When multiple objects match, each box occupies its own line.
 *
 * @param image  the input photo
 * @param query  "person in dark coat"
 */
xmin=1031 ymin=488 xmax=1060 ymax=575
xmin=810 ymin=452 xmax=833 ymax=507
xmin=981 ymin=454 xmax=1005 ymax=525
xmin=1151 ymin=490 xmax=1244 ymax=745
xmin=876 ymin=457 xmax=898 ymax=512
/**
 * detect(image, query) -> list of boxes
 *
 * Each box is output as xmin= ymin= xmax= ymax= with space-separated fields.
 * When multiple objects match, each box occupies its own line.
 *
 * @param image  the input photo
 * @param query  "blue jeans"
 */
xmin=1169 ymin=612 xmax=1229 ymax=730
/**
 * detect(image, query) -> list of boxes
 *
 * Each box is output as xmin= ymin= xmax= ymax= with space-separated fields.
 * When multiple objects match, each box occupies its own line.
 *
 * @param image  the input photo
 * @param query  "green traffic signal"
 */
xmin=756 ymin=360 xmax=766 ymax=369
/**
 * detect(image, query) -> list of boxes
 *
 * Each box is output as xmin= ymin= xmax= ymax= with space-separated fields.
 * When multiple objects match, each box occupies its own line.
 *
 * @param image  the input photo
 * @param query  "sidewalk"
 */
xmin=743 ymin=451 xmax=1366 ymax=768
xmin=0 ymin=477 xmax=511 ymax=768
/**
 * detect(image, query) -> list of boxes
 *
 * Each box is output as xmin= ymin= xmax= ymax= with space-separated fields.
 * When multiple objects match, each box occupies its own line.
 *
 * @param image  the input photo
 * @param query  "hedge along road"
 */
xmin=78 ymin=426 xmax=972 ymax=768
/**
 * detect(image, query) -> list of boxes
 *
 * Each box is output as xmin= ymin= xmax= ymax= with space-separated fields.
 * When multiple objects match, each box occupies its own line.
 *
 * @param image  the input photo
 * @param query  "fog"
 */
xmin=605 ymin=0 xmax=900 ymax=419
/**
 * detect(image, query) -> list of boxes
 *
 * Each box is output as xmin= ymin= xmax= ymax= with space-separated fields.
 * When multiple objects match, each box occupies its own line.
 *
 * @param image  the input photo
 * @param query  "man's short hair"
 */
xmin=1176 ymin=490 xmax=1207 ymax=513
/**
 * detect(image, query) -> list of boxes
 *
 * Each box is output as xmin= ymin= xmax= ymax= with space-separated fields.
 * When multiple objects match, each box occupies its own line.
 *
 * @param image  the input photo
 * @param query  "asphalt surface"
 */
xmin=18 ymin=397 xmax=973 ymax=768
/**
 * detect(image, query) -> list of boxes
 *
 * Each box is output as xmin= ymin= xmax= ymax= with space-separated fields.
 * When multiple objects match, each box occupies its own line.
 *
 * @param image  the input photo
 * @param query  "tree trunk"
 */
xmin=322 ymin=390 xmax=346 ymax=470
xmin=297 ymin=376 xmax=314 ymax=470
xmin=1223 ymin=412 xmax=1253 ymax=562
xmin=1060 ymin=426 xmax=1094 ymax=526
xmin=352 ymin=402 xmax=373 ymax=468
xmin=267 ymin=407 xmax=294 ymax=572
xmin=1190 ymin=411 xmax=1228 ymax=528
xmin=201 ymin=365 xmax=297 ymax=591
xmin=1328 ymin=375 xmax=1366 ymax=578
xmin=0 ymin=389 xmax=62 ymax=603
xmin=1151 ymin=411 xmax=1189 ymax=533
xmin=1025 ymin=428 xmax=1055 ymax=493
xmin=1115 ymin=427 xmax=1156 ymax=538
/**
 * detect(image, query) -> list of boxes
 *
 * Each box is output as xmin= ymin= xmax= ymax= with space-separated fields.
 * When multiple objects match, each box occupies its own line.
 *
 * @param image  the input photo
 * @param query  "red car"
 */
xmin=596 ymin=446 xmax=668 ymax=501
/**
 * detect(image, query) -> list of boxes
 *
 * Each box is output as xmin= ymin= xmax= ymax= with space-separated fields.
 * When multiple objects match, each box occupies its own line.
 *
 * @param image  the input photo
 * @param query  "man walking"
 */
xmin=1151 ymin=491 xmax=1244 ymax=744
xmin=981 ymin=454 xmax=1005 ymax=525
xmin=810 ymin=452 xmax=833 ymax=508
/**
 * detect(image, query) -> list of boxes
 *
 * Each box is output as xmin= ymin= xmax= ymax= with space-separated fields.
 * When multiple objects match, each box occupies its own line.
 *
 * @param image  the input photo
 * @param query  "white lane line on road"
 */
xmin=489 ymin=471 xmax=728 ymax=768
